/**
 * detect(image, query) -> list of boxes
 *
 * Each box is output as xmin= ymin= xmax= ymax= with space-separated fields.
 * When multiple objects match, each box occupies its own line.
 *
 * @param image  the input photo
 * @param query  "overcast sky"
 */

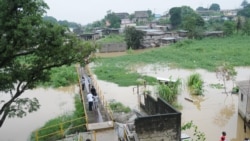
xmin=43 ymin=0 xmax=243 ymax=25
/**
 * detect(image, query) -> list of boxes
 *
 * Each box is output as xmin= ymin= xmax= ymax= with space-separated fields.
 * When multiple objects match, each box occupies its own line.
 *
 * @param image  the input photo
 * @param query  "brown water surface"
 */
xmin=0 ymin=86 xmax=76 ymax=141
xmin=93 ymin=64 xmax=250 ymax=141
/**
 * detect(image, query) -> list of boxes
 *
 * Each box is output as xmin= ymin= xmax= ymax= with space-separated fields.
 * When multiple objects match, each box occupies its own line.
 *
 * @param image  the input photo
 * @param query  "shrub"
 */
xmin=187 ymin=73 xmax=204 ymax=95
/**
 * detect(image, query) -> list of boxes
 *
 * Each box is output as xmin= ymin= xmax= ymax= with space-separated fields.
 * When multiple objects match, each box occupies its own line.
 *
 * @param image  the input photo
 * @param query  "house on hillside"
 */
xmin=237 ymin=80 xmax=250 ymax=127
xmin=134 ymin=11 xmax=149 ymax=24
xmin=79 ymin=33 xmax=100 ymax=40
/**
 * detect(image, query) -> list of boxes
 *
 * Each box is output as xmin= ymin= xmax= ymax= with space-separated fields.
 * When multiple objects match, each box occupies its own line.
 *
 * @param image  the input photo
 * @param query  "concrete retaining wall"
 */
xmin=98 ymin=43 xmax=127 ymax=53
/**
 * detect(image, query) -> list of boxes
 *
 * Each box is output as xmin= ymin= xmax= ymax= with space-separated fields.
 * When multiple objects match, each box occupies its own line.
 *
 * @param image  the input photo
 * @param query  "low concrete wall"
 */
xmin=98 ymin=43 xmax=127 ymax=53
xmin=136 ymin=95 xmax=181 ymax=141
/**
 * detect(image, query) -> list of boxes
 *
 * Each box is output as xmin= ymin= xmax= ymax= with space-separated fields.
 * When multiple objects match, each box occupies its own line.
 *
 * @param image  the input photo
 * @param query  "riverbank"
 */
xmin=0 ymin=86 xmax=76 ymax=141
xmin=92 ymin=65 xmax=250 ymax=141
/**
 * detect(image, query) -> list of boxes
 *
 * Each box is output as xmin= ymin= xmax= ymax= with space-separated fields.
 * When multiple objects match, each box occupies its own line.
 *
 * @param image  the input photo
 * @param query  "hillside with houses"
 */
xmin=66 ymin=3 xmax=247 ymax=53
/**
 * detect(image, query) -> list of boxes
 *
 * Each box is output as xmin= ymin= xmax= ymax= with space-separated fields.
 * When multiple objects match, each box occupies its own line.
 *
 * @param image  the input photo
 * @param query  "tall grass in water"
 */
xmin=187 ymin=73 xmax=204 ymax=95
xmin=94 ymin=35 xmax=250 ymax=86
xmin=156 ymin=78 xmax=182 ymax=104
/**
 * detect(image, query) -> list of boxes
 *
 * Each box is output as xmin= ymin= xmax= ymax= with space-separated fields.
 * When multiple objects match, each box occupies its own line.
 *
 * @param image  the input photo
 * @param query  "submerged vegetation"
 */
xmin=93 ymin=35 xmax=250 ymax=86
xmin=156 ymin=78 xmax=182 ymax=104
xmin=109 ymin=101 xmax=131 ymax=113
xmin=187 ymin=73 xmax=204 ymax=95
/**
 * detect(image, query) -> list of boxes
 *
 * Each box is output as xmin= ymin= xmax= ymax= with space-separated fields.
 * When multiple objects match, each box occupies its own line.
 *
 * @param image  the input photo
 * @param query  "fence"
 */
xmin=85 ymin=65 xmax=114 ymax=122
xmin=76 ymin=64 xmax=89 ymax=127
xmin=35 ymin=117 xmax=87 ymax=141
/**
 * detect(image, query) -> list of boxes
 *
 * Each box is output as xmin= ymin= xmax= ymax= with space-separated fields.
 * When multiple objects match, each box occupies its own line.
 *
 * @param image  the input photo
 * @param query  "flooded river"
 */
xmin=92 ymin=64 xmax=250 ymax=141
xmin=0 ymin=86 xmax=76 ymax=141
xmin=0 ymin=59 xmax=249 ymax=141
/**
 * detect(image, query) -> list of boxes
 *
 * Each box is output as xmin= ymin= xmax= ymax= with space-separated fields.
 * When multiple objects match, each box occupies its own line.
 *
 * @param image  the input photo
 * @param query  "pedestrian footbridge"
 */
xmin=76 ymin=65 xmax=114 ymax=131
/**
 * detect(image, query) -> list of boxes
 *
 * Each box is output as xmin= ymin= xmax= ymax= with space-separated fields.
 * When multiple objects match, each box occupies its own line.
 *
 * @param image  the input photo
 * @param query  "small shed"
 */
xmin=203 ymin=31 xmax=224 ymax=37
xmin=237 ymin=80 xmax=250 ymax=127
xmin=178 ymin=30 xmax=188 ymax=37
xmin=79 ymin=33 xmax=100 ymax=40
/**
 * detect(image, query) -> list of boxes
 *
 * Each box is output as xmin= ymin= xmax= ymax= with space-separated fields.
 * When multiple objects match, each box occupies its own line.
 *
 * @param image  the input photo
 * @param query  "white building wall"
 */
xmin=238 ymin=91 xmax=248 ymax=118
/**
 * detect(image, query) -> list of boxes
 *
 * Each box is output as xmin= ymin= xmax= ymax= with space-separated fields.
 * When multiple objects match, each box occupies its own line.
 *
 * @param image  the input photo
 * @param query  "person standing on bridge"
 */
xmin=81 ymin=76 xmax=85 ymax=91
xmin=87 ymin=92 xmax=94 ymax=111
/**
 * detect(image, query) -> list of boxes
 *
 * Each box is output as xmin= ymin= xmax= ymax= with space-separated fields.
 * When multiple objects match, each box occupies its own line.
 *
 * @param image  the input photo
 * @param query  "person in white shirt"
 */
xmin=87 ymin=92 xmax=93 ymax=111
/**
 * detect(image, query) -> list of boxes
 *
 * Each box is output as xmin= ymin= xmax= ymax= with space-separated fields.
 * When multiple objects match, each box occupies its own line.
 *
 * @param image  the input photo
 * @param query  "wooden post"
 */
xmin=35 ymin=130 xmax=39 ymax=141
xmin=60 ymin=123 xmax=64 ymax=137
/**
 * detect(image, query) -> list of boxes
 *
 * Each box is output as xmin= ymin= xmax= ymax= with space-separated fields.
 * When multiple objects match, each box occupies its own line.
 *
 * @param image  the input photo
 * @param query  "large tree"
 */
xmin=241 ymin=0 xmax=249 ymax=8
xmin=124 ymin=26 xmax=145 ymax=49
xmin=169 ymin=7 xmax=182 ymax=28
xmin=209 ymin=3 xmax=220 ymax=11
xmin=104 ymin=10 xmax=121 ymax=28
xmin=238 ymin=4 xmax=250 ymax=18
xmin=0 ymin=0 xmax=96 ymax=127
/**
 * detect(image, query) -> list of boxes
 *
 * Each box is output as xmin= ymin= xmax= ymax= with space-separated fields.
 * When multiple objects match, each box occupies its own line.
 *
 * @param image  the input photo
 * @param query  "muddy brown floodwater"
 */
xmin=0 ymin=86 xmax=76 ymax=141
xmin=92 ymin=63 xmax=250 ymax=141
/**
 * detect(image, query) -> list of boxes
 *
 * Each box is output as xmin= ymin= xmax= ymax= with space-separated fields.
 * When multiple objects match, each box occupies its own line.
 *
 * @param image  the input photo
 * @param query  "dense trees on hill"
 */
xmin=241 ymin=0 xmax=249 ymax=8
xmin=105 ymin=10 xmax=121 ymax=28
xmin=209 ymin=3 xmax=220 ymax=11
xmin=43 ymin=16 xmax=81 ymax=29
xmin=169 ymin=6 xmax=205 ymax=39
xmin=238 ymin=4 xmax=250 ymax=18
xmin=0 ymin=0 xmax=96 ymax=127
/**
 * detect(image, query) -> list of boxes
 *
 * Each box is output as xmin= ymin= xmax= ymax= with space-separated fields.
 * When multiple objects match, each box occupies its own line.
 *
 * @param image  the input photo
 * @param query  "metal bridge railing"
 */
xmin=35 ymin=117 xmax=88 ymax=141
xmin=85 ymin=65 xmax=114 ymax=122
xmin=76 ymin=64 xmax=89 ymax=128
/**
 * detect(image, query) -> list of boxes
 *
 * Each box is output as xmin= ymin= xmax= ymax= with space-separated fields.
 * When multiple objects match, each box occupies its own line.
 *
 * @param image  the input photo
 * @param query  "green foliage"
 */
xmin=238 ymin=4 xmax=250 ymax=18
xmin=187 ymin=73 xmax=204 ymax=95
xmin=216 ymin=62 xmax=237 ymax=93
xmin=147 ymin=10 xmax=155 ymax=22
xmin=209 ymin=83 xmax=224 ymax=89
xmin=94 ymin=35 xmax=250 ymax=79
xmin=43 ymin=16 xmax=81 ymax=29
xmin=93 ymin=64 xmax=156 ymax=86
xmin=241 ymin=0 xmax=249 ymax=8
xmin=209 ymin=3 xmax=221 ymax=11
xmin=124 ymin=26 xmax=145 ymax=49
xmin=169 ymin=7 xmax=182 ymax=27
xmin=223 ymin=21 xmax=236 ymax=36
xmin=242 ymin=18 xmax=250 ymax=35
xmin=97 ymin=34 xmax=125 ymax=43
xmin=109 ymin=101 xmax=131 ymax=113
xmin=105 ymin=11 xmax=121 ymax=28
xmin=0 ymin=0 xmax=96 ymax=127
xmin=182 ymin=121 xmax=206 ymax=141
xmin=157 ymin=78 xmax=181 ymax=104
xmin=41 ymin=65 xmax=78 ymax=88
xmin=29 ymin=95 xmax=86 ymax=141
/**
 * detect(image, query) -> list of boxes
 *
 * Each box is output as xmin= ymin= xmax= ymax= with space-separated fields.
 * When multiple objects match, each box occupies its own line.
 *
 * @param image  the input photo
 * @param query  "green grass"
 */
xmin=187 ymin=73 xmax=204 ymax=95
xmin=109 ymin=101 xmax=131 ymax=113
xmin=93 ymin=35 xmax=250 ymax=86
xmin=97 ymin=34 xmax=125 ymax=43
xmin=29 ymin=95 xmax=86 ymax=141
xmin=41 ymin=65 xmax=78 ymax=88
xmin=93 ymin=64 xmax=157 ymax=86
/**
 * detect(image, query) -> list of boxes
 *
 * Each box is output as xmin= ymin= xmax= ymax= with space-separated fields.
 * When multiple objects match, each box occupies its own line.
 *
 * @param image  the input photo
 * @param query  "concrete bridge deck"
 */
xmin=77 ymin=66 xmax=114 ymax=131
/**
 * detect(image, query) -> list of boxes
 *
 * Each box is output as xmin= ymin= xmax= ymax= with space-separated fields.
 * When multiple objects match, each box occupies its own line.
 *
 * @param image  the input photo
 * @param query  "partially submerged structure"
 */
xmin=237 ymin=80 xmax=250 ymax=127
xmin=115 ymin=94 xmax=184 ymax=141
